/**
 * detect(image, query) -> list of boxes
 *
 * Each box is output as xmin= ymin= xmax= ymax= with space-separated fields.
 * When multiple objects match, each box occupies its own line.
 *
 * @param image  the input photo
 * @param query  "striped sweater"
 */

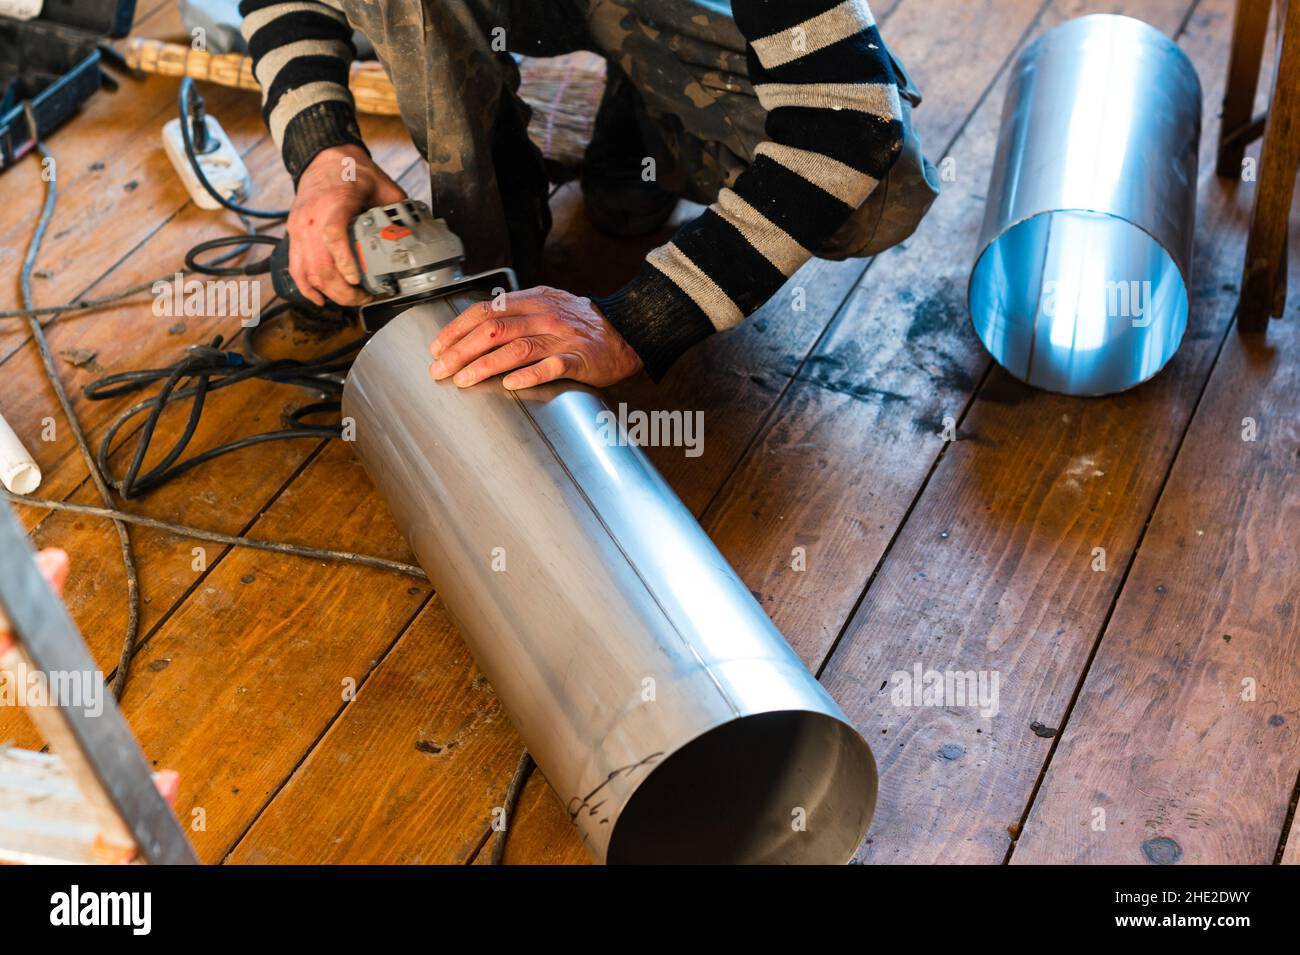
xmin=240 ymin=0 xmax=905 ymax=380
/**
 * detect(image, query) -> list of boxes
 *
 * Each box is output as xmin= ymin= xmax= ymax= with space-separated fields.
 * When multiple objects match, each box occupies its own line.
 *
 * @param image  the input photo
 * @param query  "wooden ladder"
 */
xmin=0 ymin=502 xmax=198 ymax=865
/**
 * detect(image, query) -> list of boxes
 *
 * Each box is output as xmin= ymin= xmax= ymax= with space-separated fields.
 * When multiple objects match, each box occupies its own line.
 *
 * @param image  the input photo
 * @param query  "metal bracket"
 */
xmin=359 ymin=266 xmax=518 ymax=333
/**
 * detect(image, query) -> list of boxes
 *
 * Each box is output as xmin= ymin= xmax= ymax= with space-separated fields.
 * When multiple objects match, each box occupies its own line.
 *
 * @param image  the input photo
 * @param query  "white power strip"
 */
xmin=161 ymin=115 xmax=251 ymax=211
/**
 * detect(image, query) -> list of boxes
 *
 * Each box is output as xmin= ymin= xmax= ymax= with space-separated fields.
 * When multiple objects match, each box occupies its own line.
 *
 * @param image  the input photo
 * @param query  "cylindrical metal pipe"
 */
xmin=969 ymin=14 xmax=1202 ymax=395
xmin=342 ymin=294 xmax=876 ymax=864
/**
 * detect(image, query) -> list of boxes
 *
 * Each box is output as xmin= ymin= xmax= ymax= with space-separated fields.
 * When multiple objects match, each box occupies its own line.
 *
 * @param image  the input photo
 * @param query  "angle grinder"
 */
xmin=269 ymin=199 xmax=517 ymax=330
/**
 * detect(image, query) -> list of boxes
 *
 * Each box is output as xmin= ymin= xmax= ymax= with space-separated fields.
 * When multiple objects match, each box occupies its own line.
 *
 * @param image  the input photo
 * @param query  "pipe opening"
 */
xmin=970 ymin=208 xmax=1189 ymax=397
xmin=605 ymin=710 xmax=876 ymax=864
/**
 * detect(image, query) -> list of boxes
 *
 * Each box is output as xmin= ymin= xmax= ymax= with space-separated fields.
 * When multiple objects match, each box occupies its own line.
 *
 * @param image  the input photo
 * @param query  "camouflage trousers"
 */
xmin=336 ymin=0 xmax=913 ymax=284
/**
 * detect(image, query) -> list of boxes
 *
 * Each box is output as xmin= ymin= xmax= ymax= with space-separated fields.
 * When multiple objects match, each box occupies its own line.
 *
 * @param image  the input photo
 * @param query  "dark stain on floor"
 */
xmin=1141 ymin=836 xmax=1183 ymax=865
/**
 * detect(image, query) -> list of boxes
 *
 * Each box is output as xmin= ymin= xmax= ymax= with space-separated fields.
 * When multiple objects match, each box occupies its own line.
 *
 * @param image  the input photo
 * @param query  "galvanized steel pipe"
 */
xmin=342 ymin=294 xmax=876 ymax=864
xmin=969 ymin=14 xmax=1202 ymax=395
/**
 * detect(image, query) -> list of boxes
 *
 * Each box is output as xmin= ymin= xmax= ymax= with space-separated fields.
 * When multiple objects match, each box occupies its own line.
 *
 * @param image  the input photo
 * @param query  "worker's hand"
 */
xmin=430 ymin=287 xmax=644 ymax=390
xmin=287 ymin=144 xmax=407 ymax=308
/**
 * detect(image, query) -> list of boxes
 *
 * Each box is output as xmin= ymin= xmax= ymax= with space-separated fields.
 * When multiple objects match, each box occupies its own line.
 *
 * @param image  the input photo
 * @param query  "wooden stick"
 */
xmin=1239 ymin=0 xmax=1300 ymax=329
xmin=123 ymin=38 xmax=401 ymax=116
xmin=1216 ymin=0 xmax=1273 ymax=177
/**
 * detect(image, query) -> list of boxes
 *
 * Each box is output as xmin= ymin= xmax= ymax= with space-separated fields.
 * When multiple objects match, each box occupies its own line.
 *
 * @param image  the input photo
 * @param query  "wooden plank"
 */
xmin=226 ymin=0 xmax=1063 ymax=865
xmin=0 ymin=747 xmax=179 ymax=865
xmin=1237 ymin=0 xmax=1300 ymax=329
xmin=1215 ymin=0 xmax=1272 ymax=176
xmin=812 ymin=0 xmax=1260 ymax=863
xmin=103 ymin=439 xmax=432 ymax=861
xmin=225 ymin=583 xmax=519 ymax=864
xmin=1011 ymin=283 xmax=1300 ymax=865
xmin=0 ymin=749 xmax=133 ymax=866
xmin=1284 ymin=810 xmax=1300 ymax=864
xmin=479 ymin=768 xmax=592 ymax=865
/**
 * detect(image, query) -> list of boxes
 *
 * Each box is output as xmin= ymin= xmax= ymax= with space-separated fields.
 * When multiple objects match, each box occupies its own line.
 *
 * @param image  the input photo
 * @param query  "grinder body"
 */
xmin=270 ymin=199 xmax=516 ymax=322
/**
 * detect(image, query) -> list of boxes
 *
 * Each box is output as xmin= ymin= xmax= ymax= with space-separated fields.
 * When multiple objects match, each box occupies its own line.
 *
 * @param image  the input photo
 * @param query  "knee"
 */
xmin=816 ymin=154 xmax=941 ymax=260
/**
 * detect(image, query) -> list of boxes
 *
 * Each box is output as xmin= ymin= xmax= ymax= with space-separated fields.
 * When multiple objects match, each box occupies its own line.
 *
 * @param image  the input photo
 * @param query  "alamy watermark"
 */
xmin=0 ymin=660 xmax=104 ymax=718
xmin=596 ymin=403 xmax=704 ymax=458
xmin=152 ymin=272 xmax=262 ymax=327
xmin=889 ymin=662 xmax=1000 ymax=718
xmin=1042 ymin=279 xmax=1154 ymax=327
xmin=50 ymin=885 xmax=151 ymax=935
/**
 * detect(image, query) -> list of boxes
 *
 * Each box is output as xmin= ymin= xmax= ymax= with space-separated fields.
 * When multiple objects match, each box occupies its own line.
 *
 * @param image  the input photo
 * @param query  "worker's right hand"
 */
xmin=287 ymin=144 xmax=408 ymax=307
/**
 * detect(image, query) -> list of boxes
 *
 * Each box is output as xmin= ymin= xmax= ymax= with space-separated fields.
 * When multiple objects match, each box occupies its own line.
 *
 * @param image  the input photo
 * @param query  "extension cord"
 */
xmin=161 ymin=114 xmax=251 ymax=211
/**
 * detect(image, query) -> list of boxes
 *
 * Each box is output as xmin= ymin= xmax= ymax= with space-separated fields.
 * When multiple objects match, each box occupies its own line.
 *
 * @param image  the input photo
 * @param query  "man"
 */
xmin=239 ymin=0 xmax=934 ymax=388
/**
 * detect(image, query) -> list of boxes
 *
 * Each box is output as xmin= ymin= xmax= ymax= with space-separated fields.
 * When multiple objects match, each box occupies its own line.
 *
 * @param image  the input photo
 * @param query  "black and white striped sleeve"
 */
xmin=239 ymin=0 xmax=366 ymax=183
xmin=594 ymin=0 xmax=905 ymax=381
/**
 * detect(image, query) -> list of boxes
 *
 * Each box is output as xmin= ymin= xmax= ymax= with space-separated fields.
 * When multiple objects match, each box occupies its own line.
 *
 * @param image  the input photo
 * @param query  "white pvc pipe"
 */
xmin=0 ymin=411 xmax=41 ymax=495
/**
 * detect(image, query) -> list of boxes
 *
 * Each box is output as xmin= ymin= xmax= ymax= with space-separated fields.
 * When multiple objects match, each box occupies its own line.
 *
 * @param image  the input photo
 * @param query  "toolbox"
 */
xmin=0 ymin=0 xmax=135 ymax=171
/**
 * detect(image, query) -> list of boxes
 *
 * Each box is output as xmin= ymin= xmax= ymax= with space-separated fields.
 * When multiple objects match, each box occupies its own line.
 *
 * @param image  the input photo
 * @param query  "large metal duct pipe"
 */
xmin=342 ymin=294 xmax=876 ymax=864
xmin=969 ymin=14 xmax=1202 ymax=396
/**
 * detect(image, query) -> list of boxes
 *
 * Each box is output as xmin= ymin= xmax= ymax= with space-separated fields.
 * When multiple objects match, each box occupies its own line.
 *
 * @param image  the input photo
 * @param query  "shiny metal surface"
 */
xmin=342 ymin=295 xmax=877 ymax=864
xmin=969 ymin=14 xmax=1202 ymax=395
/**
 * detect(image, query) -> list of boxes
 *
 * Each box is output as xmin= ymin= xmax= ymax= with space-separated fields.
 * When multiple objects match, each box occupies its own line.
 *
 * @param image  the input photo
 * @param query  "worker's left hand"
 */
xmin=430 ymin=287 xmax=644 ymax=390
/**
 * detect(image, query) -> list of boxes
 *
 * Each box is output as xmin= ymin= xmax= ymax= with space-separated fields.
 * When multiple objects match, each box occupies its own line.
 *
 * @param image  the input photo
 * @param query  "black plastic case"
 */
xmin=0 ymin=0 xmax=135 ymax=171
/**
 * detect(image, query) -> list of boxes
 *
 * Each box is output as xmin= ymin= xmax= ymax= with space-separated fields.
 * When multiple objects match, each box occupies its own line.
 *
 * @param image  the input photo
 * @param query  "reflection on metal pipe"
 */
xmin=969 ymin=15 xmax=1202 ymax=395
xmin=342 ymin=294 xmax=877 ymax=864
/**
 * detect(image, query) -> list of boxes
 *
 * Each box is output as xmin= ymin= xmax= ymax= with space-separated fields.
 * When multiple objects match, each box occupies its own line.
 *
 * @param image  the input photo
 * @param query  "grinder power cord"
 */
xmin=84 ymin=317 xmax=364 ymax=500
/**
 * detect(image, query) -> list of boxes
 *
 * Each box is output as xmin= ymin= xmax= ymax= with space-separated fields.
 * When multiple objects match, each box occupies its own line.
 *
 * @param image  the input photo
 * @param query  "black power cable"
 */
xmin=76 ymin=80 xmax=359 ymax=500
xmin=185 ymin=232 xmax=279 ymax=277
xmin=84 ymin=306 xmax=365 ymax=499
xmin=178 ymin=77 xmax=289 ymax=220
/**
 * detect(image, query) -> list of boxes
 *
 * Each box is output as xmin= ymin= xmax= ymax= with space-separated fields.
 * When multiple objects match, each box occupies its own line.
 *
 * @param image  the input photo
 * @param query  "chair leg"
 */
xmin=1218 ymin=0 xmax=1273 ymax=178
xmin=1239 ymin=0 xmax=1300 ymax=331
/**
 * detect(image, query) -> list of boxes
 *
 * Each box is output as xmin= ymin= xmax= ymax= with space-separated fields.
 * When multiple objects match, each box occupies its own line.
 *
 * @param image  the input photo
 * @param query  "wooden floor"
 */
xmin=3 ymin=0 xmax=1298 ymax=865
